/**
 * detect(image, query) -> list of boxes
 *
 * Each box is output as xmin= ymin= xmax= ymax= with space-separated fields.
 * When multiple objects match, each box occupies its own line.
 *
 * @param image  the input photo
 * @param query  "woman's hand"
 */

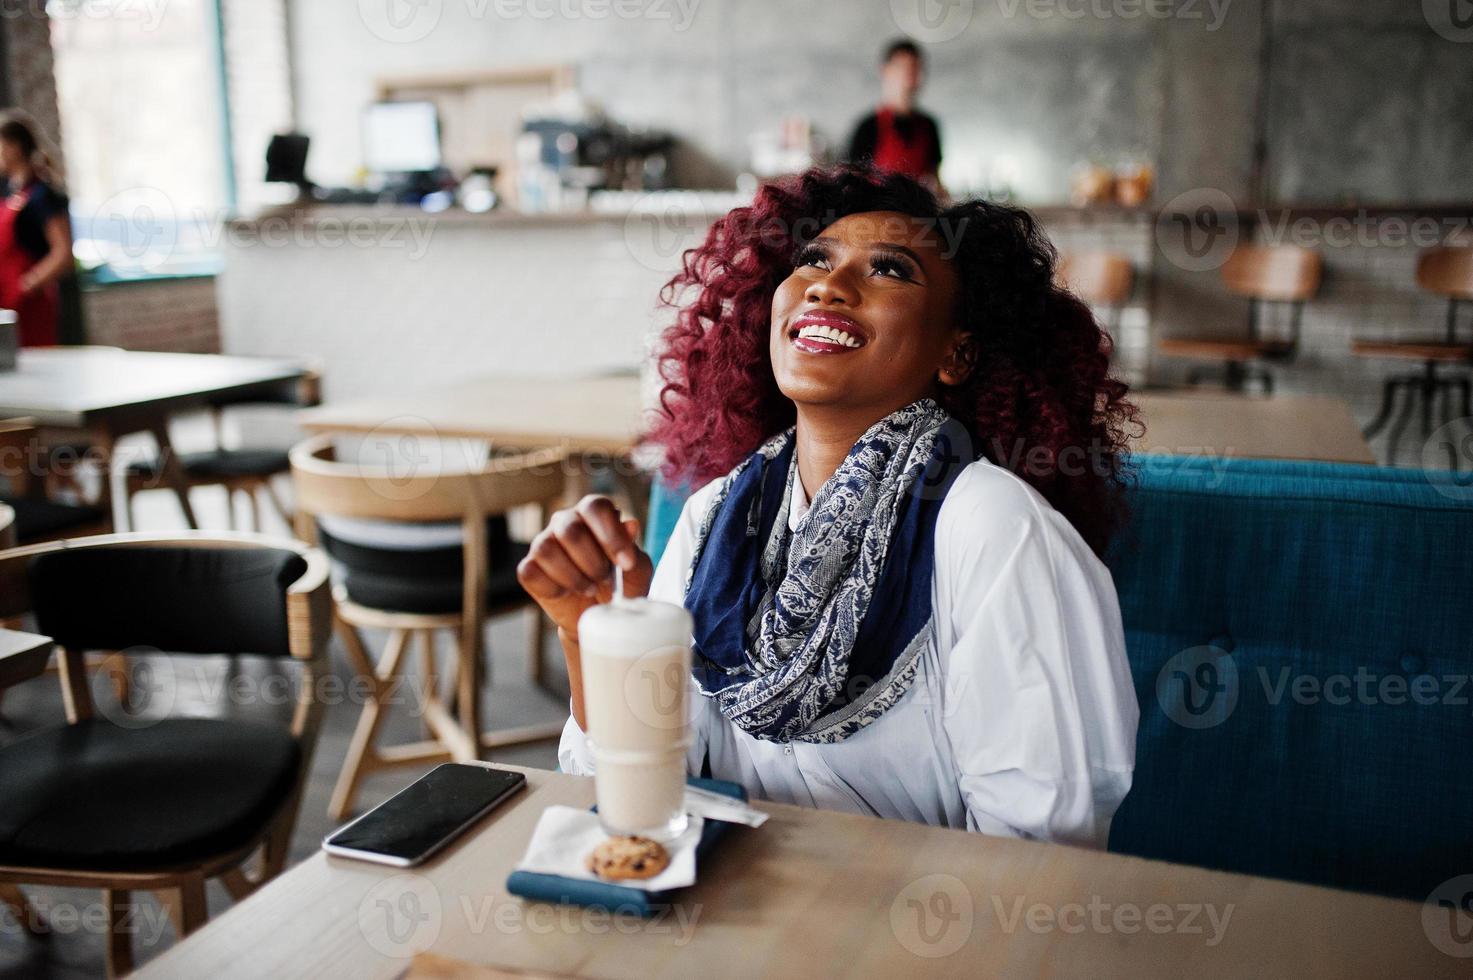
xmin=516 ymin=494 xmax=654 ymax=639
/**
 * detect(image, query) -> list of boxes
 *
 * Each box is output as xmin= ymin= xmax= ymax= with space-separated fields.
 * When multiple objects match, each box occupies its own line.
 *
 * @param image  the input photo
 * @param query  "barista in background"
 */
xmin=0 ymin=112 xmax=71 ymax=347
xmin=846 ymin=39 xmax=944 ymax=193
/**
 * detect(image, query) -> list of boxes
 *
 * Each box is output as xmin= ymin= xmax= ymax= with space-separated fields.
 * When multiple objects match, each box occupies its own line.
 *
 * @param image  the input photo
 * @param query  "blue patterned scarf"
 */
xmin=683 ymin=398 xmax=970 ymax=743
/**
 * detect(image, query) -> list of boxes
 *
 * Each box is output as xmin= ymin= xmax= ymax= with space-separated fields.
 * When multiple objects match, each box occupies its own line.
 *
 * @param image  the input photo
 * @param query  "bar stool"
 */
xmin=1353 ymin=247 xmax=1473 ymax=465
xmin=1057 ymin=250 xmax=1134 ymax=334
xmin=1158 ymin=245 xmax=1323 ymax=393
xmin=289 ymin=433 xmax=566 ymax=819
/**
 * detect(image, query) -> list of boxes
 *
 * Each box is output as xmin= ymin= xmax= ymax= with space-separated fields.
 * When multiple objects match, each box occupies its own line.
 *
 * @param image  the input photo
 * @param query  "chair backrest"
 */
xmin=1 ymin=533 xmax=330 ymax=658
xmin=290 ymin=433 xmax=565 ymax=625
xmin=0 ymin=533 xmax=332 ymax=731
xmin=1105 ymin=454 xmax=1473 ymax=901
xmin=1220 ymin=245 xmax=1322 ymax=301
xmin=289 ymin=433 xmax=565 ymax=526
xmin=1057 ymin=251 xmax=1134 ymax=307
xmin=1415 ymin=246 xmax=1473 ymax=300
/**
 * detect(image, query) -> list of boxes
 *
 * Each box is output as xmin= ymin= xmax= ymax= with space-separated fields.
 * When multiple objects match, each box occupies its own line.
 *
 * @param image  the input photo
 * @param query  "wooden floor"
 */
xmin=0 ymin=428 xmax=569 ymax=979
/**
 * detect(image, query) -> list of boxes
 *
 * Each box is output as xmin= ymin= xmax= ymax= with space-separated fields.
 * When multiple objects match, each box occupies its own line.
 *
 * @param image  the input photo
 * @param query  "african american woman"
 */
xmin=517 ymin=166 xmax=1141 ymax=847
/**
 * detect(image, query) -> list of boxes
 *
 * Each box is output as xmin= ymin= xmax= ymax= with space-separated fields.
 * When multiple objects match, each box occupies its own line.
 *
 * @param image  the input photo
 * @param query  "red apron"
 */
xmin=871 ymin=107 xmax=935 ymax=180
xmin=0 ymin=184 xmax=59 ymax=347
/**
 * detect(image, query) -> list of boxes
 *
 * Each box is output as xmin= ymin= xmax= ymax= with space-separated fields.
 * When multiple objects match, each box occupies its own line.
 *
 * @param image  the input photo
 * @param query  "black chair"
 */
xmin=0 ymin=533 xmax=331 ymax=977
xmin=122 ymin=370 xmax=321 ymax=531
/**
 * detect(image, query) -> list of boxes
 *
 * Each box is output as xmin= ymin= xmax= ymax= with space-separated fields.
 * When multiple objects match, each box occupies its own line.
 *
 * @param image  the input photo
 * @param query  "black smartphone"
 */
xmin=322 ymin=763 xmax=527 ymax=867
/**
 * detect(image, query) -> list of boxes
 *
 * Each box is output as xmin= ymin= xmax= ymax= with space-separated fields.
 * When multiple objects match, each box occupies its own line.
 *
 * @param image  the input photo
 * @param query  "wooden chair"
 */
xmin=1057 ymin=251 xmax=1134 ymax=334
xmin=1353 ymin=247 xmax=1473 ymax=465
xmin=0 ymin=417 xmax=112 ymax=544
xmin=1158 ymin=245 xmax=1323 ymax=393
xmin=122 ymin=370 xmax=321 ymax=532
xmin=0 ymin=531 xmax=332 ymax=977
xmin=289 ymin=433 xmax=566 ymax=820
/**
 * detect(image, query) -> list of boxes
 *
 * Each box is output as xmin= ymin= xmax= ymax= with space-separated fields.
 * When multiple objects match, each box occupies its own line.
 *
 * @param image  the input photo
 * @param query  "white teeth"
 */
xmin=797 ymin=324 xmax=862 ymax=348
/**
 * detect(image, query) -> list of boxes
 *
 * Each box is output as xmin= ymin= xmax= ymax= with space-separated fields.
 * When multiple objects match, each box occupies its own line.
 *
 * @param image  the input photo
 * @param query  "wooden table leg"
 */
xmin=88 ymin=426 xmax=119 ymax=531
xmin=146 ymin=420 xmax=199 ymax=529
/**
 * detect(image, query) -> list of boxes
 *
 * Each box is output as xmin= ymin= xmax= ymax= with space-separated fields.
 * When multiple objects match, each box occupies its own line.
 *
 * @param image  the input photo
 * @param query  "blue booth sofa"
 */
xmin=645 ymin=454 xmax=1473 ymax=901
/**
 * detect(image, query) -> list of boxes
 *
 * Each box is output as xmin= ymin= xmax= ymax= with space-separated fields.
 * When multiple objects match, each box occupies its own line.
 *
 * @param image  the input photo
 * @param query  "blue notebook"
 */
xmin=505 ymin=776 xmax=747 ymax=916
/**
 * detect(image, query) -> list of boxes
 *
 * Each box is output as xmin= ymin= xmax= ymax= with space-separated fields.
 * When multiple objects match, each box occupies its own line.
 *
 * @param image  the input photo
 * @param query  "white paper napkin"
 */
xmin=515 ymin=806 xmax=704 ymax=892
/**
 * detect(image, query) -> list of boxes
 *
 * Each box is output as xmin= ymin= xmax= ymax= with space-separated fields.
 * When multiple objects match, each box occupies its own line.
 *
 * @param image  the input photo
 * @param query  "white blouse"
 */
xmin=558 ymin=458 xmax=1139 ymax=848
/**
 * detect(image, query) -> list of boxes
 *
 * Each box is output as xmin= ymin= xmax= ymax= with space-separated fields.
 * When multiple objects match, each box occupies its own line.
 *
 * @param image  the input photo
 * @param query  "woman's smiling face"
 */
xmin=770 ymin=210 xmax=967 ymax=415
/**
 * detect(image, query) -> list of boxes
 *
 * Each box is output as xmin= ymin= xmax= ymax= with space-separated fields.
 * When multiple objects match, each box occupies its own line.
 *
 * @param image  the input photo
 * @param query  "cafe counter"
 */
xmin=216 ymin=199 xmax=1157 ymax=402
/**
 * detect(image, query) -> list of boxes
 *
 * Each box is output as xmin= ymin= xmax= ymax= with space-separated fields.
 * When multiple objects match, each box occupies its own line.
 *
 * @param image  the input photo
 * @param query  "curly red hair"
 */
xmin=645 ymin=166 xmax=1138 ymax=555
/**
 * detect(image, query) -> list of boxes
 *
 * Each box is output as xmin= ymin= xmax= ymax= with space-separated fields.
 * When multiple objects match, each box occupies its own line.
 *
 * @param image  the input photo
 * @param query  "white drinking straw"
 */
xmin=612 ymin=563 xmax=628 ymax=607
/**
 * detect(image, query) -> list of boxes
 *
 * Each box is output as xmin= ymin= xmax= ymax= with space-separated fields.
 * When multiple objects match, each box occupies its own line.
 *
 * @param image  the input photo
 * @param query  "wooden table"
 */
xmin=138 ymin=765 xmax=1460 ymax=980
xmin=298 ymin=374 xmax=646 ymax=456
xmin=299 ymin=374 xmax=651 ymax=520
xmin=1131 ymin=392 xmax=1375 ymax=464
xmin=0 ymin=347 xmax=307 ymax=528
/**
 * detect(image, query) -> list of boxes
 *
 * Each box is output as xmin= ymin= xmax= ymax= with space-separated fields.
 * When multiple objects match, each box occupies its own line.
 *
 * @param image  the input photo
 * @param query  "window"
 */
xmin=49 ymin=0 xmax=232 ymax=278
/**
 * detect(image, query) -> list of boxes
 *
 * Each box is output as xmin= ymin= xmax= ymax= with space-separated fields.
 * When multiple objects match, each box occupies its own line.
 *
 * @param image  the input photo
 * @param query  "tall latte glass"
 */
xmin=578 ymin=597 xmax=692 ymax=841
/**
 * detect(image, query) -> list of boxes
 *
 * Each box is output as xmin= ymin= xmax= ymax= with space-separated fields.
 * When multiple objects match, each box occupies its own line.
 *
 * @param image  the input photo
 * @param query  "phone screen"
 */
xmin=325 ymin=764 xmax=526 ymax=864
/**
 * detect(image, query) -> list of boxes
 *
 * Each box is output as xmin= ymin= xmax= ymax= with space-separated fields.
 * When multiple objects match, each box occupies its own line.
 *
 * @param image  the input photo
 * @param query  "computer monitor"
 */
xmin=265 ymin=133 xmax=311 ymax=185
xmin=363 ymin=101 xmax=442 ymax=174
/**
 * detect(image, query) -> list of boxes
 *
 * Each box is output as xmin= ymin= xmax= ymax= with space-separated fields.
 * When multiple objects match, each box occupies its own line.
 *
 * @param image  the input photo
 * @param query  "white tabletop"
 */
xmin=0 ymin=348 xmax=307 ymax=428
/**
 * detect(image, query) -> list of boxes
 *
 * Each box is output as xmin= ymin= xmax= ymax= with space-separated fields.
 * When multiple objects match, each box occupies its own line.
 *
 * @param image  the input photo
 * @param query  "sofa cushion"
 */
xmin=1105 ymin=455 xmax=1473 ymax=900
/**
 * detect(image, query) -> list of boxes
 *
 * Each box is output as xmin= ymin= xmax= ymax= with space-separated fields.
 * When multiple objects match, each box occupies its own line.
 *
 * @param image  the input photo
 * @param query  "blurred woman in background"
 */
xmin=0 ymin=112 xmax=72 ymax=347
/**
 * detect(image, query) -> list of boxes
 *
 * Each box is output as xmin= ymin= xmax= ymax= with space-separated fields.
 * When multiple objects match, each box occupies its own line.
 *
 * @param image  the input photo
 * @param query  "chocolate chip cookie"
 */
xmin=585 ymin=836 xmax=670 ymax=881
